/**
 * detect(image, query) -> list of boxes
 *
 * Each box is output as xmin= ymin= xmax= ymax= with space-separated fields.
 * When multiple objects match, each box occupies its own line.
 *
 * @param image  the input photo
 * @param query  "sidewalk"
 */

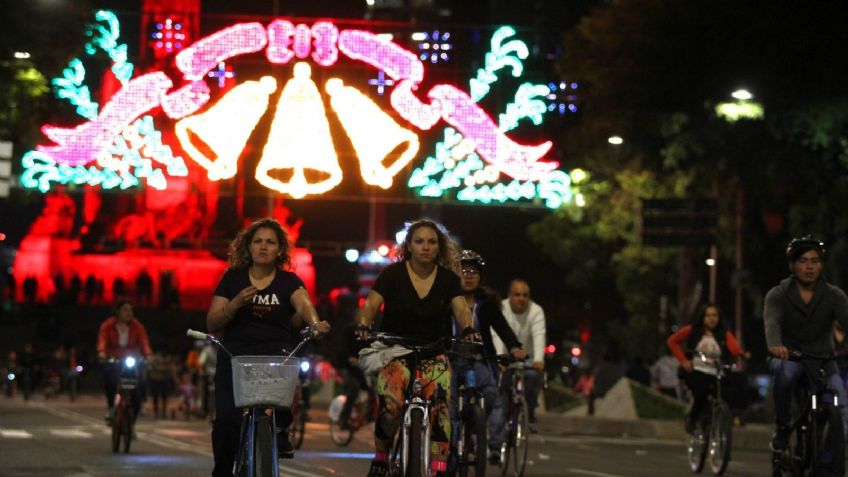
xmin=534 ymin=410 xmax=773 ymax=452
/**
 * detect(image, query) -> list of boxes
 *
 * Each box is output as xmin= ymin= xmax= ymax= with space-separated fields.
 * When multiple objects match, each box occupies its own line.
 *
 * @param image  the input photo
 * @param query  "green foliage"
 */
xmin=630 ymin=381 xmax=687 ymax=420
xmin=543 ymin=380 xmax=584 ymax=414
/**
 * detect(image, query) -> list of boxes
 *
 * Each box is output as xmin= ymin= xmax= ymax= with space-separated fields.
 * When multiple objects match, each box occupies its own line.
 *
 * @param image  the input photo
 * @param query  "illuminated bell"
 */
xmin=175 ymin=77 xmax=277 ymax=181
xmin=326 ymin=78 xmax=419 ymax=189
xmin=257 ymin=62 xmax=342 ymax=198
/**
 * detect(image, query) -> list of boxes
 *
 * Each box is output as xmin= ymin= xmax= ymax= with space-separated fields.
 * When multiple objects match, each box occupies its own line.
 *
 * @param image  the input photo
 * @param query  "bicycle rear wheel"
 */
xmin=687 ymin=414 xmax=708 ymax=473
xmin=405 ymin=407 xmax=425 ymax=477
xmin=254 ymin=414 xmax=276 ymax=477
xmin=292 ymin=407 xmax=306 ymax=449
xmin=511 ymin=398 xmax=529 ymax=477
xmin=708 ymin=403 xmax=732 ymax=475
xmin=458 ymin=404 xmax=488 ymax=477
xmin=122 ymin=405 xmax=134 ymax=453
xmin=812 ymin=405 xmax=844 ymax=476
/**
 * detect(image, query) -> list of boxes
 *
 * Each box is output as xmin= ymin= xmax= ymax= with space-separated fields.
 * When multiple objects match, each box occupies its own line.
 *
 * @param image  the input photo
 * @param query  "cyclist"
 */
xmin=355 ymin=219 xmax=476 ymax=477
xmin=764 ymin=236 xmax=848 ymax=451
xmin=206 ymin=218 xmax=331 ymax=477
xmin=667 ymin=303 xmax=744 ymax=433
xmin=452 ymin=249 xmax=526 ymax=465
xmin=96 ymin=299 xmax=153 ymax=423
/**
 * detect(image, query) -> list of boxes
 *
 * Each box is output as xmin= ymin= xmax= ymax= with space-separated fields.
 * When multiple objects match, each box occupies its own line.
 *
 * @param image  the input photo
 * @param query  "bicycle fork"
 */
xmin=402 ymin=368 xmax=431 ymax=476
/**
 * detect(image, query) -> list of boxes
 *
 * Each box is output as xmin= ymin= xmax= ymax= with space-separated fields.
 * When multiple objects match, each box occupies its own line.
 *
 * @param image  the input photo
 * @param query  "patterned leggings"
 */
xmin=375 ymin=355 xmax=452 ymax=463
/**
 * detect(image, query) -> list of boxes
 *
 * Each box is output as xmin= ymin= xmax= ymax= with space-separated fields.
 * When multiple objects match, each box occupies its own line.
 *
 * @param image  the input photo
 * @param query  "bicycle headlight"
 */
xmin=7 ymin=373 xmax=14 ymax=381
xmin=300 ymin=361 xmax=310 ymax=373
xmin=124 ymin=357 xmax=136 ymax=368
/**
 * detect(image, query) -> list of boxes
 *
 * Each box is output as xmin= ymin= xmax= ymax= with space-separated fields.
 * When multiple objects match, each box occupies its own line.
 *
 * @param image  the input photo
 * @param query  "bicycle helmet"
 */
xmin=459 ymin=249 xmax=486 ymax=269
xmin=786 ymin=236 xmax=826 ymax=262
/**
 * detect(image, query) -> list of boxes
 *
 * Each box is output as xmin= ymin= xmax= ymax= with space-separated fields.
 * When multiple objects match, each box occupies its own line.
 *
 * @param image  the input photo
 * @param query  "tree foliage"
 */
xmin=532 ymin=0 xmax=848 ymax=362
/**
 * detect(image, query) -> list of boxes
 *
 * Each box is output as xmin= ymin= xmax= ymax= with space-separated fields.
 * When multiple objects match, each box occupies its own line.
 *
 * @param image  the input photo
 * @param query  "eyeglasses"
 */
xmin=461 ymin=268 xmax=480 ymax=276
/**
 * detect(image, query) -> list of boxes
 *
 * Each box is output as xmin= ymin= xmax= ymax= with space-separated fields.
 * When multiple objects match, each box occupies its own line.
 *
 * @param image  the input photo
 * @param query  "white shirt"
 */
xmin=693 ymin=335 xmax=722 ymax=376
xmin=493 ymin=299 xmax=546 ymax=362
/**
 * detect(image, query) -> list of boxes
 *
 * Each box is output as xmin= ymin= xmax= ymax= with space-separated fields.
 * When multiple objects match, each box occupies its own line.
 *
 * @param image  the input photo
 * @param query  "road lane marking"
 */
xmin=0 ymin=429 xmax=34 ymax=438
xmin=50 ymin=429 xmax=94 ymax=438
xmin=567 ymin=469 xmax=625 ymax=477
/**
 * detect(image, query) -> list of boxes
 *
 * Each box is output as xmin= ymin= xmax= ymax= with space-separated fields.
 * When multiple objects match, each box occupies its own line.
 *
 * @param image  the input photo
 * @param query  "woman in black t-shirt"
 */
xmin=206 ymin=218 xmax=330 ymax=477
xmin=355 ymin=219 xmax=475 ymax=477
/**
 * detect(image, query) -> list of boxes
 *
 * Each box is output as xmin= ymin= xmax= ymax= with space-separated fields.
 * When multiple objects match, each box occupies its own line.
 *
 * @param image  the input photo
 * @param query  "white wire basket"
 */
xmin=231 ymin=356 xmax=300 ymax=408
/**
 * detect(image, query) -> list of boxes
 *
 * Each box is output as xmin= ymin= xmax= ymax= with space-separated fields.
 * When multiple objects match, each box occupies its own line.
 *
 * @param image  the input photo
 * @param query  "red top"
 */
xmin=97 ymin=317 xmax=153 ymax=359
xmin=666 ymin=324 xmax=743 ymax=364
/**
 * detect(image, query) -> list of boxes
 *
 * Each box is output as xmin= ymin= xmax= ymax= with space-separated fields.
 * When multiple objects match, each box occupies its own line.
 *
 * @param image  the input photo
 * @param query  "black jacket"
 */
xmin=470 ymin=288 xmax=522 ymax=358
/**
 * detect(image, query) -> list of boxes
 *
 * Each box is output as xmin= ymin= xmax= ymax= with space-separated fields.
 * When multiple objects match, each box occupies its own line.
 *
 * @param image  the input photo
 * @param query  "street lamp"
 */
xmin=607 ymin=135 xmax=623 ymax=145
xmin=731 ymin=89 xmax=752 ymax=100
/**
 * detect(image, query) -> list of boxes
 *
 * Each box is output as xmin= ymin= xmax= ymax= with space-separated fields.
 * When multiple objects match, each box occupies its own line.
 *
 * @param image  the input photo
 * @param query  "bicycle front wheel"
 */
xmin=122 ymin=405 xmax=134 ymax=453
xmin=254 ymin=414 xmax=276 ymax=477
xmin=405 ymin=407 xmax=425 ymax=477
xmin=812 ymin=405 xmax=844 ymax=476
xmin=111 ymin=404 xmax=122 ymax=453
xmin=500 ymin=397 xmax=529 ymax=477
xmin=708 ymin=403 xmax=732 ymax=475
xmin=687 ymin=414 xmax=708 ymax=473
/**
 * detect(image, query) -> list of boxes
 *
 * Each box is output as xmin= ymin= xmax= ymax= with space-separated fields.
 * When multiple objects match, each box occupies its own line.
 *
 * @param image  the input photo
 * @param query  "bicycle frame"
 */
xmin=109 ymin=356 xmax=144 ymax=454
xmin=187 ymin=328 xmax=315 ymax=477
xmin=453 ymin=351 xmax=487 ymax=477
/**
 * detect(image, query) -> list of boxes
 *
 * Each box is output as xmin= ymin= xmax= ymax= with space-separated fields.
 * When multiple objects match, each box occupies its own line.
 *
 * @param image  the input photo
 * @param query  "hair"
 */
xmin=227 ymin=218 xmax=292 ymax=270
xmin=686 ymin=303 xmax=728 ymax=352
xmin=398 ymin=218 xmax=460 ymax=275
xmin=508 ymin=278 xmax=530 ymax=294
xmin=692 ymin=303 xmax=724 ymax=328
xmin=113 ymin=299 xmax=133 ymax=316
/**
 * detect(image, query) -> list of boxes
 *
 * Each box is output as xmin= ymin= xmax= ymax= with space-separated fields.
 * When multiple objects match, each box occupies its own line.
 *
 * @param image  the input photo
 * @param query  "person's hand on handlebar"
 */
xmin=460 ymin=326 xmax=481 ymax=343
xmin=354 ymin=324 xmax=371 ymax=341
xmin=311 ymin=320 xmax=331 ymax=337
xmin=681 ymin=360 xmax=693 ymax=373
xmin=509 ymin=347 xmax=527 ymax=361
xmin=770 ymin=346 xmax=790 ymax=361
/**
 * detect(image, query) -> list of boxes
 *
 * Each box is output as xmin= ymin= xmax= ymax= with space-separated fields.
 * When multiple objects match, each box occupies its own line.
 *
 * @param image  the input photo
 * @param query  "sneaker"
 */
xmin=488 ymin=449 xmax=501 ymax=465
xmin=104 ymin=407 xmax=115 ymax=425
xmin=276 ymin=430 xmax=295 ymax=459
xmin=770 ymin=425 xmax=790 ymax=452
xmin=366 ymin=460 xmax=390 ymax=477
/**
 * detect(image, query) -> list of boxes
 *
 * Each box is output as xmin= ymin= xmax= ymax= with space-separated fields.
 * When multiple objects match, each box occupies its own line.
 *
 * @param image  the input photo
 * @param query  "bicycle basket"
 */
xmin=231 ymin=356 xmax=300 ymax=408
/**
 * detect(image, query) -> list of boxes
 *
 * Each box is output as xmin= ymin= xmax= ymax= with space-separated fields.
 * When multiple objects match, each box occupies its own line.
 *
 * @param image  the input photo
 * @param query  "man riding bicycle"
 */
xmin=764 ymin=236 xmax=848 ymax=451
xmin=452 ymin=250 xmax=526 ymax=465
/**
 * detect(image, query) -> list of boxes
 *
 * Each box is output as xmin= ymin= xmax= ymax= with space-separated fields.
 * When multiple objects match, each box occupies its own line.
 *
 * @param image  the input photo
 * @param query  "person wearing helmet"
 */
xmin=764 ymin=236 xmax=848 ymax=451
xmin=453 ymin=250 xmax=526 ymax=466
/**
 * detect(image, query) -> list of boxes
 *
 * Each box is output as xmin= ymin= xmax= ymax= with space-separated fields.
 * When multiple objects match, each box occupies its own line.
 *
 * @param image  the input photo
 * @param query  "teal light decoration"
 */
xmin=499 ymin=83 xmax=551 ymax=132
xmin=52 ymin=59 xmax=99 ymax=120
xmin=54 ymin=10 xmax=134 ymax=119
xmin=409 ymin=26 xmax=576 ymax=209
xmin=21 ymin=115 xmax=187 ymax=192
xmin=469 ymin=26 xmax=529 ymax=102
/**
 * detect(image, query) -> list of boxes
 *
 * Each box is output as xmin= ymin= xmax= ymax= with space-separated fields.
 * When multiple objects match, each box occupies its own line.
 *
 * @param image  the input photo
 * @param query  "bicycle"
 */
xmin=290 ymin=359 xmax=312 ymax=449
xmin=187 ymin=328 xmax=313 ymax=477
xmin=328 ymin=372 xmax=377 ymax=447
xmin=362 ymin=332 xmax=454 ymax=477
xmin=685 ymin=354 xmax=735 ymax=475
xmin=496 ymin=357 xmax=532 ymax=477
xmin=104 ymin=355 xmax=145 ymax=453
xmin=771 ymin=351 xmax=845 ymax=477
xmin=449 ymin=341 xmax=487 ymax=477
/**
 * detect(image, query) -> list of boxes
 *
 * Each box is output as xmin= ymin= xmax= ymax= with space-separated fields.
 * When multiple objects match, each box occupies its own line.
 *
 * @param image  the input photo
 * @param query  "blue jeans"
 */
xmin=770 ymin=358 xmax=848 ymax=433
xmin=450 ymin=358 xmax=504 ymax=451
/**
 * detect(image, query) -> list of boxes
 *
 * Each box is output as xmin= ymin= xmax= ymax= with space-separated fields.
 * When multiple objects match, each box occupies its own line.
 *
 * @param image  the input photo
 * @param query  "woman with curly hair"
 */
xmin=355 ymin=218 xmax=475 ymax=477
xmin=206 ymin=218 xmax=330 ymax=477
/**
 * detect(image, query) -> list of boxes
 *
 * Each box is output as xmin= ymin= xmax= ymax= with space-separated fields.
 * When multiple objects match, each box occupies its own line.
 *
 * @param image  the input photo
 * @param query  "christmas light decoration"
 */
xmin=176 ymin=77 xmax=277 ymax=180
xmin=208 ymin=62 xmax=235 ymax=88
xmin=256 ymin=62 xmax=342 ymax=198
xmin=413 ymin=30 xmax=452 ymax=64
xmin=469 ymin=26 xmax=528 ymax=102
xmin=326 ymin=78 xmax=419 ymax=189
xmin=546 ymin=81 xmax=579 ymax=115
xmin=368 ymin=70 xmax=395 ymax=95
xmin=151 ymin=17 xmax=187 ymax=55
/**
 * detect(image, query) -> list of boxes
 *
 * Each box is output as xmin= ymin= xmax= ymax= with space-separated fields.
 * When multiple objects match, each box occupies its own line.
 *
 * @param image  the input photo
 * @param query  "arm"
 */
xmin=763 ymin=287 xmax=788 ymax=360
xmin=485 ymin=301 xmax=526 ymax=360
xmin=529 ymin=305 xmax=546 ymax=370
xmin=666 ymin=325 xmax=692 ymax=371
xmin=137 ymin=322 xmax=153 ymax=358
xmin=832 ymin=287 xmax=848 ymax=343
xmin=290 ymin=288 xmax=330 ymax=335
xmin=450 ymin=295 xmax=474 ymax=331
xmin=354 ymin=290 xmax=384 ymax=339
xmin=206 ymin=284 xmax=258 ymax=333
xmin=725 ymin=330 xmax=744 ymax=359
xmin=96 ymin=321 xmax=109 ymax=359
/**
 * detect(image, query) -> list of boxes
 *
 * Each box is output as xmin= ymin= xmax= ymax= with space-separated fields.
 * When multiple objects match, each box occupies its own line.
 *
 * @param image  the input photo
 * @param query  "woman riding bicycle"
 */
xmin=355 ymin=218 xmax=476 ymax=477
xmin=96 ymin=299 xmax=152 ymax=423
xmin=206 ymin=218 xmax=330 ymax=477
xmin=667 ymin=303 xmax=744 ymax=434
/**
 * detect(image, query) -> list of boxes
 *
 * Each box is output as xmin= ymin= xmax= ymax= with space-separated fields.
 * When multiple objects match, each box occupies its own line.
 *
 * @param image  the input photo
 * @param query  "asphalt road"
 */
xmin=0 ymin=393 xmax=776 ymax=476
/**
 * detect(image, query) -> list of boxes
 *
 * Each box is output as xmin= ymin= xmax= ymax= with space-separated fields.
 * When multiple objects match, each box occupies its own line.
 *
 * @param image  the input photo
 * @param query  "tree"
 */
xmin=531 ymin=0 xmax=848 ymax=363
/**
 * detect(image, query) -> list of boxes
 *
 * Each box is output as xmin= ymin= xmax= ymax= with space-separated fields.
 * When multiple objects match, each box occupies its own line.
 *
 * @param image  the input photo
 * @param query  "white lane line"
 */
xmin=0 ymin=429 xmax=34 ymax=438
xmin=567 ymin=469 xmax=625 ymax=477
xmin=282 ymin=465 xmax=332 ymax=477
xmin=50 ymin=429 xmax=94 ymax=438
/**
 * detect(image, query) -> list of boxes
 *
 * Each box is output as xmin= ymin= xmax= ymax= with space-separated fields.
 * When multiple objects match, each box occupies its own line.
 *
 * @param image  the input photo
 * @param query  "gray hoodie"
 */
xmin=763 ymin=276 xmax=848 ymax=355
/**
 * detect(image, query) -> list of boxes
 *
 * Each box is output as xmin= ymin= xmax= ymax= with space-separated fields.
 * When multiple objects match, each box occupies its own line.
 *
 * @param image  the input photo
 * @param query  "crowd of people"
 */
xmin=8 ymin=215 xmax=848 ymax=476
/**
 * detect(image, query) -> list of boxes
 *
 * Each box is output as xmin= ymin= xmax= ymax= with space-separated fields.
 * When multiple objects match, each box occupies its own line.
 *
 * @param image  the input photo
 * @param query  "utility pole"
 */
xmin=734 ymin=188 xmax=745 ymax=347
